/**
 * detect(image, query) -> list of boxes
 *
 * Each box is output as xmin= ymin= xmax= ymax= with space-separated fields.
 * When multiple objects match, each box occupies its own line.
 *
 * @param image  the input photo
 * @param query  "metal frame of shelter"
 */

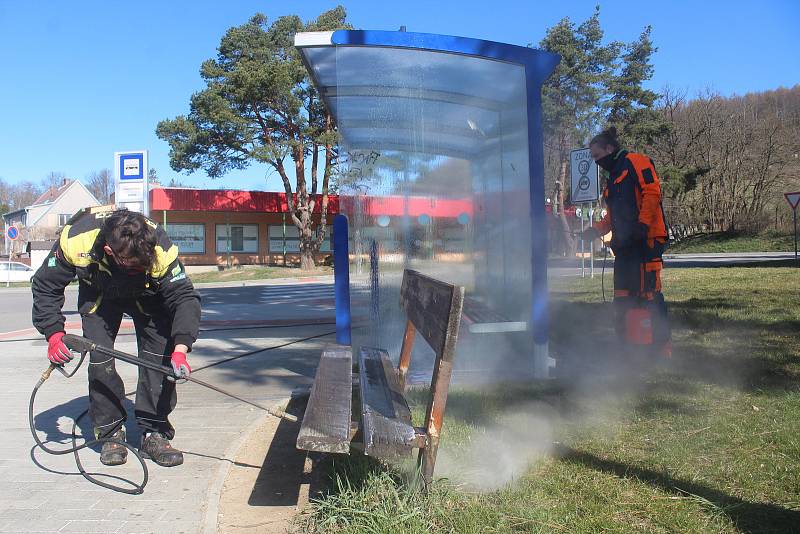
xmin=295 ymin=30 xmax=559 ymax=377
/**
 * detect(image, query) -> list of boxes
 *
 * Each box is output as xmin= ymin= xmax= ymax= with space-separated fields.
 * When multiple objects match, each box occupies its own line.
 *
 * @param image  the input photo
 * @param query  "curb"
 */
xmin=200 ymin=398 xmax=293 ymax=534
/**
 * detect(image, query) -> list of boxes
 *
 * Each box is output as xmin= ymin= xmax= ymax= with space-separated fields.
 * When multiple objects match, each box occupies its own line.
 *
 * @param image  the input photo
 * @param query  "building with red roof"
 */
xmin=149 ymin=187 xmax=473 ymax=266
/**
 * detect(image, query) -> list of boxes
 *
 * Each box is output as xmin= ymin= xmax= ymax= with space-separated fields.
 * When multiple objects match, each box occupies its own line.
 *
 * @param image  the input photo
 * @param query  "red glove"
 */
xmin=47 ymin=332 xmax=72 ymax=364
xmin=170 ymin=351 xmax=191 ymax=378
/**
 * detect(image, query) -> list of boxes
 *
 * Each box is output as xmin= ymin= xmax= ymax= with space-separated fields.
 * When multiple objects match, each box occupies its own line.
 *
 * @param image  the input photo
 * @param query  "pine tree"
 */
xmin=606 ymin=26 xmax=667 ymax=150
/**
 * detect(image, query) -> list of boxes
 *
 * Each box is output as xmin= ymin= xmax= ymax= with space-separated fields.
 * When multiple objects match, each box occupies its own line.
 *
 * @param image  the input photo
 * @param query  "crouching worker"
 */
xmin=582 ymin=127 xmax=672 ymax=357
xmin=32 ymin=208 xmax=201 ymax=466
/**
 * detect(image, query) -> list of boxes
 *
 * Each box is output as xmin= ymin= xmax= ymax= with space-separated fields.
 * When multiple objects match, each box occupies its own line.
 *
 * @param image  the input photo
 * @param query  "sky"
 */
xmin=0 ymin=0 xmax=797 ymax=192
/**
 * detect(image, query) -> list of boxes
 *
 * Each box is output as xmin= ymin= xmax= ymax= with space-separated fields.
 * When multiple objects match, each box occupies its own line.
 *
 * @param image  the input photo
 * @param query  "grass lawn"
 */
xmin=148 ymin=265 xmax=330 ymax=284
xmin=301 ymin=268 xmax=800 ymax=533
xmin=668 ymin=231 xmax=796 ymax=254
xmin=188 ymin=265 xmax=332 ymax=284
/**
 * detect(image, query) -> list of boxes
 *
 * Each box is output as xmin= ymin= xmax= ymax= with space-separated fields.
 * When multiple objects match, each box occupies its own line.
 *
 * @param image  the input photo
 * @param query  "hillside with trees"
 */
xmin=539 ymin=7 xmax=799 ymax=251
xmin=648 ymin=85 xmax=800 ymax=234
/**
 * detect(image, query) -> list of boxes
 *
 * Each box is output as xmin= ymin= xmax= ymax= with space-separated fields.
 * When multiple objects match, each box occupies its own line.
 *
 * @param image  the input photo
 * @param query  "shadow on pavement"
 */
xmin=247 ymin=395 xmax=322 ymax=507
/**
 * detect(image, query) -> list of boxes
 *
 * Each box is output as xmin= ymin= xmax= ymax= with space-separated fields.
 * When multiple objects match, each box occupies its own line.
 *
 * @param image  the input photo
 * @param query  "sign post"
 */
xmin=571 ymin=149 xmax=600 ymax=277
xmin=785 ymin=192 xmax=800 ymax=267
xmin=5 ymin=225 xmax=18 ymax=287
xmin=576 ymin=207 xmax=585 ymax=277
xmin=588 ymin=205 xmax=594 ymax=278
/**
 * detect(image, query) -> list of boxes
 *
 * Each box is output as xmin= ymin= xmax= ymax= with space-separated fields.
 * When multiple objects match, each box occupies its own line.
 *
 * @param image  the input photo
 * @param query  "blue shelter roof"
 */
xmin=294 ymin=30 xmax=559 ymax=159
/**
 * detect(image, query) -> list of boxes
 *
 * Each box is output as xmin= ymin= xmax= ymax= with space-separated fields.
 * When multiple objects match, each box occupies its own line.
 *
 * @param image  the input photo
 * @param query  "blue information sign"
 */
xmin=6 ymin=225 xmax=18 ymax=240
xmin=119 ymin=153 xmax=145 ymax=180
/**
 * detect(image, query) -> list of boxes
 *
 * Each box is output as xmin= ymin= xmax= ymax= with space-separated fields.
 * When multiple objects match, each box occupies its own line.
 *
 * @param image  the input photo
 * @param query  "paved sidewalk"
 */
xmin=0 ymin=318 xmax=332 ymax=533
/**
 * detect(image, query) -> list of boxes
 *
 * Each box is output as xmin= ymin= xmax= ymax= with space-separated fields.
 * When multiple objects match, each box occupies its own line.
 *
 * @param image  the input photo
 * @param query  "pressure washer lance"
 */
xmin=30 ymin=334 xmax=299 ymax=495
xmin=60 ymin=334 xmax=299 ymax=422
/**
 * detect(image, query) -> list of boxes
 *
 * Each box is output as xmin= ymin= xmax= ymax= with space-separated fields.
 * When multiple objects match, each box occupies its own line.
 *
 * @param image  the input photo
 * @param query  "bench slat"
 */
xmin=359 ymin=347 xmax=415 ymax=459
xmin=400 ymin=270 xmax=456 ymax=357
xmin=296 ymin=345 xmax=353 ymax=454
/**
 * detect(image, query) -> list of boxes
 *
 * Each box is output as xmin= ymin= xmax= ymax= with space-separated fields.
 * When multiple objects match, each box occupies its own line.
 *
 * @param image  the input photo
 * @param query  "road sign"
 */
xmin=6 ymin=225 xmax=18 ymax=241
xmin=114 ymin=151 xmax=149 ymax=215
xmin=786 ymin=192 xmax=800 ymax=267
xmin=570 ymin=148 xmax=600 ymax=203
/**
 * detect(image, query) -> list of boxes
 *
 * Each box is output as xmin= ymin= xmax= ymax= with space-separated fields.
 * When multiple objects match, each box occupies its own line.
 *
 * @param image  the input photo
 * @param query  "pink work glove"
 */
xmin=170 ymin=351 xmax=191 ymax=379
xmin=47 ymin=332 xmax=72 ymax=364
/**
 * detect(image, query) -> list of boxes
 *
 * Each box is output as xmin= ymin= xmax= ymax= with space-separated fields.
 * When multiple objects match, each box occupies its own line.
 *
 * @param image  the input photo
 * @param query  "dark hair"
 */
xmin=590 ymin=127 xmax=620 ymax=151
xmin=103 ymin=210 xmax=157 ymax=268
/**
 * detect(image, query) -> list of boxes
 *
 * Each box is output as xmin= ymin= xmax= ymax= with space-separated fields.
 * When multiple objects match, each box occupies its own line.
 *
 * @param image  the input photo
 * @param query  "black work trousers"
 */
xmin=612 ymin=240 xmax=671 ymax=350
xmin=80 ymin=291 xmax=177 ymax=439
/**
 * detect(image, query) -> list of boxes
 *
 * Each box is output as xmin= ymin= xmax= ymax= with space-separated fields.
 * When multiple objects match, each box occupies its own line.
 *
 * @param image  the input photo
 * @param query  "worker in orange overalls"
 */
xmin=582 ymin=127 xmax=672 ymax=357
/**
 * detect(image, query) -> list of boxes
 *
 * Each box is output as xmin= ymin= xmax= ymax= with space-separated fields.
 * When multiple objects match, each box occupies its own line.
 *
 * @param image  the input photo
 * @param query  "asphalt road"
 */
xmin=551 ymin=251 xmax=798 ymax=274
xmin=3 ymin=252 xmax=795 ymax=333
xmin=0 ymin=278 xmax=336 ymax=337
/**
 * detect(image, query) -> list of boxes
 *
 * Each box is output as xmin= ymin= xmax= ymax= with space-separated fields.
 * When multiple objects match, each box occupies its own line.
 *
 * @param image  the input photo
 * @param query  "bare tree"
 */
xmin=41 ymin=171 xmax=67 ymax=192
xmin=86 ymin=169 xmax=114 ymax=203
xmin=10 ymin=181 xmax=41 ymax=210
xmin=649 ymin=85 xmax=800 ymax=234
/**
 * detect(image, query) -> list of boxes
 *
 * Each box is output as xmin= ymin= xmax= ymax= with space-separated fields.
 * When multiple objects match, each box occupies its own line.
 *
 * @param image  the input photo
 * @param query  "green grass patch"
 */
xmin=668 ymin=231 xmax=796 ymax=253
xmin=0 ymin=281 xmax=35 ymax=288
xmin=186 ymin=265 xmax=332 ymax=284
xmin=301 ymin=268 xmax=800 ymax=533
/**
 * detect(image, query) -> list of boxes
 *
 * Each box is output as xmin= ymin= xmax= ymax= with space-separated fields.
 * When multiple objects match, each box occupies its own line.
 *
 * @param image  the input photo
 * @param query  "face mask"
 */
xmin=125 ymin=267 xmax=146 ymax=276
xmin=595 ymin=153 xmax=616 ymax=172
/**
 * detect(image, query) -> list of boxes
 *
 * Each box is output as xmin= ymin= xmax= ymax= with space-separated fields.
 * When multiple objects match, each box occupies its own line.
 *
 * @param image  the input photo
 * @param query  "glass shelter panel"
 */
xmin=331 ymin=45 xmax=535 ymax=383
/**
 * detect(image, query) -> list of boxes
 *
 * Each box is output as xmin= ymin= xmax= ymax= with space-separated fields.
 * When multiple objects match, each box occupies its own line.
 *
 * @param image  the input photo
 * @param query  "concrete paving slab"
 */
xmin=0 ymin=279 xmax=335 ymax=534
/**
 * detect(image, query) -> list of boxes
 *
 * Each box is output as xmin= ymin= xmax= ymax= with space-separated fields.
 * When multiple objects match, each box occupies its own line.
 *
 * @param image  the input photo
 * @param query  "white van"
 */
xmin=0 ymin=261 xmax=36 ymax=282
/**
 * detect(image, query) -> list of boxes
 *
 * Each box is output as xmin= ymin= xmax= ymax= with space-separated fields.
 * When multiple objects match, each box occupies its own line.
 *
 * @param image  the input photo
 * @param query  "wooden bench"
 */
xmin=296 ymin=269 xmax=465 ymax=484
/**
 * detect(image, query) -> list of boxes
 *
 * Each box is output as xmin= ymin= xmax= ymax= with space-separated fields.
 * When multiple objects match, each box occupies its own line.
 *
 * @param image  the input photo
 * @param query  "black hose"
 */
xmin=189 ymin=330 xmax=335 ymax=373
xmin=29 ymin=356 xmax=149 ymax=495
xmin=601 ymin=241 xmax=609 ymax=303
xmin=29 ymin=331 xmax=320 ymax=493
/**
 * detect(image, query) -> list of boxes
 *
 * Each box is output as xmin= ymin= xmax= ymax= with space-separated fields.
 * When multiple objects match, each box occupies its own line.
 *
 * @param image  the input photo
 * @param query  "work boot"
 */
xmin=99 ymin=427 xmax=128 ymax=466
xmin=140 ymin=432 xmax=184 ymax=467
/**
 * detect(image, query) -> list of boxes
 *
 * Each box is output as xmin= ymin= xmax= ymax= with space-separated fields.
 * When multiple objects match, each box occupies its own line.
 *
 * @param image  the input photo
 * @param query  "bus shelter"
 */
xmin=295 ymin=30 xmax=559 ymax=380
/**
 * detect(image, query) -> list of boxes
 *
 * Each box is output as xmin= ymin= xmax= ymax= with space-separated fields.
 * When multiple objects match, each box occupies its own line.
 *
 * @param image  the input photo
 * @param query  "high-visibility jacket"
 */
xmin=31 ymin=208 xmax=201 ymax=350
xmin=594 ymin=150 xmax=667 ymax=254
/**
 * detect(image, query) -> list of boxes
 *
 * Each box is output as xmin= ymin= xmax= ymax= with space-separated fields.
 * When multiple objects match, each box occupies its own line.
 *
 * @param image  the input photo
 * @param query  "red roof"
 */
xmin=149 ymin=188 xmax=339 ymax=214
xmin=343 ymin=196 xmax=473 ymax=217
xmin=150 ymin=187 xmax=564 ymax=220
xmin=150 ymin=188 xmax=473 ymax=218
xmin=34 ymin=180 xmax=73 ymax=205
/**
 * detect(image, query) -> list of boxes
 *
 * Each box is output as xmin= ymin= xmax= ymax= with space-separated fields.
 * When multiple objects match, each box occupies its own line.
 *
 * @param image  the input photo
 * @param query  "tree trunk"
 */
xmin=300 ymin=245 xmax=315 ymax=270
xmin=556 ymin=159 xmax=576 ymax=256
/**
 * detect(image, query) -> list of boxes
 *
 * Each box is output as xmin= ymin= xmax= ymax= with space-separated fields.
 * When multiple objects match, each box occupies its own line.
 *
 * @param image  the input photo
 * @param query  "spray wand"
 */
xmin=61 ymin=335 xmax=298 ymax=422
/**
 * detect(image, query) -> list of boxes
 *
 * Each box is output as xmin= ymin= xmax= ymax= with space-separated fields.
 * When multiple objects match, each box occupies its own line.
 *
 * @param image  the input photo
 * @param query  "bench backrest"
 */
xmin=400 ymin=269 xmax=465 ymax=362
xmin=397 ymin=269 xmax=465 ymax=484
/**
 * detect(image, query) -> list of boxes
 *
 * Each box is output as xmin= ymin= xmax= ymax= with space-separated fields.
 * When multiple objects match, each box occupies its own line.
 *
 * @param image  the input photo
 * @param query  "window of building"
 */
xmin=58 ymin=214 xmax=71 ymax=226
xmin=165 ymin=223 xmax=205 ymax=254
xmin=216 ymin=224 xmax=258 ymax=253
xmin=269 ymin=225 xmax=332 ymax=253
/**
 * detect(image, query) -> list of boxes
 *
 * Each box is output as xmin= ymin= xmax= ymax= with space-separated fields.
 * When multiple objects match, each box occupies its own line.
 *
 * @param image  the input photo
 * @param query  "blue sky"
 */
xmin=0 ymin=0 xmax=797 ymax=191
